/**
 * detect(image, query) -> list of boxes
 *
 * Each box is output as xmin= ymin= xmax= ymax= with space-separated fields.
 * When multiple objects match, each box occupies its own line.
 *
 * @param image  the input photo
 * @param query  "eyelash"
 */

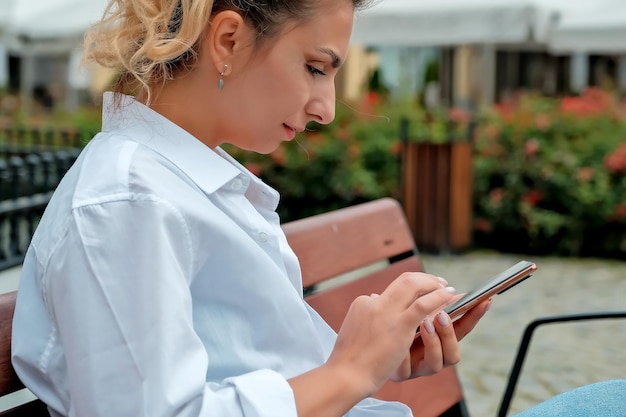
xmin=306 ymin=64 xmax=326 ymax=77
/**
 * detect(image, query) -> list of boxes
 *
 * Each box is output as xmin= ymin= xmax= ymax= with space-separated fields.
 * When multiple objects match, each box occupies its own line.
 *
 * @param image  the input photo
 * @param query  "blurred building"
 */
xmin=1 ymin=0 xmax=626 ymax=114
xmin=0 ymin=0 xmax=109 ymax=113
xmin=342 ymin=0 xmax=626 ymax=109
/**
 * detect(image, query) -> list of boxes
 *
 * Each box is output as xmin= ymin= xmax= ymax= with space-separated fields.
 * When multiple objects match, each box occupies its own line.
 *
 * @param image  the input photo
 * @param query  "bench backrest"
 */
xmin=283 ymin=197 xmax=466 ymax=417
xmin=0 ymin=292 xmax=49 ymax=416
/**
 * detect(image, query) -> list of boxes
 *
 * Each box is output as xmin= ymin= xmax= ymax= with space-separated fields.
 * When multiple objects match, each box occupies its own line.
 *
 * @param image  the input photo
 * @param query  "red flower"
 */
xmin=489 ymin=188 xmax=504 ymax=207
xmin=523 ymin=190 xmax=543 ymax=206
xmin=560 ymin=87 xmax=614 ymax=117
xmin=494 ymin=102 xmax=515 ymax=122
xmin=609 ymin=203 xmax=626 ymax=222
xmin=604 ymin=143 xmax=626 ymax=174
xmin=448 ymin=107 xmax=472 ymax=124
xmin=577 ymin=167 xmax=594 ymax=182
xmin=535 ymin=114 xmax=551 ymax=130
xmin=390 ymin=141 xmax=403 ymax=156
xmin=474 ymin=218 xmax=492 ymax=233
xmin=524 ymin=139 xmax=540 ymax=157
xmin=358 ymin=91 xmax=383 ymax=117
xmin=482 ymin=124 xmax=501 ymax=141
xmin=365 ymin=91 xmax=381 ymax=107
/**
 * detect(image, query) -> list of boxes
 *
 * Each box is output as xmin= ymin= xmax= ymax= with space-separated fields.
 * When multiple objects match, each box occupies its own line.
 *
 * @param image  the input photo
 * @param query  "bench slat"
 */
xmin=282 ymin=198 xmax=416 ymax=288
xmin=0 ymin=292 xmax=23 ymax=396
xmin=0 ymin=291 xmax=49 ymax=416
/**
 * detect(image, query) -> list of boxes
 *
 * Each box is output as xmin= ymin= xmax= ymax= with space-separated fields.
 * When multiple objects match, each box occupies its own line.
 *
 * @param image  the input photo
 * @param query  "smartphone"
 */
xmin=416 ymin=260 xmax=537 ymax=335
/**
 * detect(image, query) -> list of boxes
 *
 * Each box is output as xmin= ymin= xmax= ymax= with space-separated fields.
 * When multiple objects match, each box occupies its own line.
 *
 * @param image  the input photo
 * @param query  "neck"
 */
xmin=147 ymin=72 xmax=222 ymax=149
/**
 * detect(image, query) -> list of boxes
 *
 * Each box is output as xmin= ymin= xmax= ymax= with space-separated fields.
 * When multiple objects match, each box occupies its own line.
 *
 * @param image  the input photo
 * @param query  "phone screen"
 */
xmin=444 ymin=260 xmax=537 ymax=320
xmin=416 ymin=260 xmax=537 ymax=336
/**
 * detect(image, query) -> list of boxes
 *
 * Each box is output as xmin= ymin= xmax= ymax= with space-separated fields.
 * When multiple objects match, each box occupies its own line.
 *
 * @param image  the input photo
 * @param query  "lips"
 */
xmin=283 ymin=124 xmax=297 ymax=140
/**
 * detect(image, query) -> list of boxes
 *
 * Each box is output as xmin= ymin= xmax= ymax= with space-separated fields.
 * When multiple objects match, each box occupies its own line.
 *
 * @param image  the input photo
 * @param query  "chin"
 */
xmin=238 ymin=142 xmax=281 ymax=155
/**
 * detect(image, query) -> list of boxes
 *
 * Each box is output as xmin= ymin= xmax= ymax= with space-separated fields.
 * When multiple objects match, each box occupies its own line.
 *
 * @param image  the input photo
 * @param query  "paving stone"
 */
xmin=421 ymin=252 xmax=626 ymax=417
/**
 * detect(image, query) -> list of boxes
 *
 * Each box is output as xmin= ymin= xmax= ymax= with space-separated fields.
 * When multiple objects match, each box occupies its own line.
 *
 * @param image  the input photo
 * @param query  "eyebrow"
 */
xmin=318 ymin=48 xmax=342 ymax=68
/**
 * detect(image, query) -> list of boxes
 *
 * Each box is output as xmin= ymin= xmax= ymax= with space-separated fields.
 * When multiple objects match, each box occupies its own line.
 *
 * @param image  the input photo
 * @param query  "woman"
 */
xmin=11 ymin=1 xmax=624 ymax=416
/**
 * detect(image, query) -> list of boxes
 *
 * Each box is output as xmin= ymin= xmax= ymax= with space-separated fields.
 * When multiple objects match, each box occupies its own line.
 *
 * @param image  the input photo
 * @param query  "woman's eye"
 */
xmin=306 ymin=65 xmax=326 ymax=77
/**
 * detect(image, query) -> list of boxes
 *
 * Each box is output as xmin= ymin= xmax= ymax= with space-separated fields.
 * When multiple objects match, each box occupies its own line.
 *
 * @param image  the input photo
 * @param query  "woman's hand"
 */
xmin=325 ymin=272 xmax=457 ymax=397
xmin=392 ymin=298 xmax=492 ymax=380
xmin=289 ymin=273 xmax=491 ymax=417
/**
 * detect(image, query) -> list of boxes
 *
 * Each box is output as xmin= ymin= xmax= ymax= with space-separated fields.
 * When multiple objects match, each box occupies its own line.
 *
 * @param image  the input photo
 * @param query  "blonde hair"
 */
xmin=83 ymin=0 xmax=371 ymax=103
xmin=83 ymin=0 xmax=213 ymax=103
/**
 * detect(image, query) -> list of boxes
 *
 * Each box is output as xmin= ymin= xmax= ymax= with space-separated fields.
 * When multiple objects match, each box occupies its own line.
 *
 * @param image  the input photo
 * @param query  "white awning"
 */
xmin=0 ymin=0 xmax=108 ymax=54
xmin=351 ymin=0 xmax=559 ymax=46
xmin=549 ymin=1 xmax=626 ymax=53
xmin=1 ymin=0 xmax=625 ymax=54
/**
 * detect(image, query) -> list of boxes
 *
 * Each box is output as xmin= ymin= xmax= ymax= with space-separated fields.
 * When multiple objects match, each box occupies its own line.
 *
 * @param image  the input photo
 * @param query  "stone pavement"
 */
xmin=420 ymin=252 xmax=626 ymax=417
xmin=2 ymin=252 xmax=625 ymax=416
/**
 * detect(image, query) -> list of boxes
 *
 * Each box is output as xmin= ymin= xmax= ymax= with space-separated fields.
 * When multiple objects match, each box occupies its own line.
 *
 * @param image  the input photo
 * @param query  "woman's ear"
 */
xmin=205 ymin=10 xmax=252 ymax=74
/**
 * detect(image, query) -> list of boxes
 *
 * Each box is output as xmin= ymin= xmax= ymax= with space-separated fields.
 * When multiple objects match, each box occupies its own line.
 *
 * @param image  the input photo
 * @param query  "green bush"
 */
xmin=472 ymin=89 xmax=626 ymax=258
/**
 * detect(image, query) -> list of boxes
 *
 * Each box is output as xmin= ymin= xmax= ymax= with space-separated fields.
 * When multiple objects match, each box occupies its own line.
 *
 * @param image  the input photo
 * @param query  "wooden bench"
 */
xmin=283 ymin=197 xmax=468 ymax=417
xmin=0 ymin=291 xmax=49 ymax=416
xmin=0 ymin=197 xmax=467 ymax=417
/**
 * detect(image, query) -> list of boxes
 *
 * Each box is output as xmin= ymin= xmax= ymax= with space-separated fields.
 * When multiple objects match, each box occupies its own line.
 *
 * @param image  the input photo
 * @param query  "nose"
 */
xmin=306 ymin=80 xmax=336 ymax=125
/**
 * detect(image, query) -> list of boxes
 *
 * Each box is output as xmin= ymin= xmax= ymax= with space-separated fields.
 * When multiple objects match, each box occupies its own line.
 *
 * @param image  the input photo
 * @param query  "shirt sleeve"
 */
xmin=44 ymin=194 xmax=298 ymax=417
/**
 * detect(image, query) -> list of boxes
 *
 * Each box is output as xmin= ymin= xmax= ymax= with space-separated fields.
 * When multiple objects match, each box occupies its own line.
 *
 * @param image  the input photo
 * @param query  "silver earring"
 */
xmin=217 ymin=64 xmax=228 ymax=90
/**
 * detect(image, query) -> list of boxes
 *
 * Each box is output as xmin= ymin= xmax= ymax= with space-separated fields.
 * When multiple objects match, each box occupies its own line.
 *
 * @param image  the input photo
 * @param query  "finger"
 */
xmin=453 ymin=298 xmax=492 ymax=342
xmin=423 ymin=292 xmax=466 ymax=323
xmin=434 ymin=311 xmax=461 ymax=367
xmin=414 ymin=317 xmax=443 ymax=377
xmin=404 ymin=286 xmax=457 ymax=328
xmin=446 ymin=292 xmax=466 ymax=306
xmin=381 ymin=272 xmax=453 ymax=310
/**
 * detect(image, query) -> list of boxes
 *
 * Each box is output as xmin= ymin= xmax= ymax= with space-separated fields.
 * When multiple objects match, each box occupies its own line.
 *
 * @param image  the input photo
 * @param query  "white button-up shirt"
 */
xmin=12 ymin=93 xmax=411 ymax=417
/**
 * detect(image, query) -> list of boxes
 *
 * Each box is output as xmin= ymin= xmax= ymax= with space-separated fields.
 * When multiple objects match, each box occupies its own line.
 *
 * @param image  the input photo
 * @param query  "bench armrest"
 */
xmin=497 ymin=311 xmax=626 ymax=417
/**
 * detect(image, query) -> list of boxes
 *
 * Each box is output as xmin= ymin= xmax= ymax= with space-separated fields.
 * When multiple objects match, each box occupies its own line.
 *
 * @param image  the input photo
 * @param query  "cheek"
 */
xmin=248 ymin=70 xmax=308 ymax=114
xmin=225 ymin=57 xmax=310 ymax=134
xmin=253 ymin=57 xmax=308 ymax=99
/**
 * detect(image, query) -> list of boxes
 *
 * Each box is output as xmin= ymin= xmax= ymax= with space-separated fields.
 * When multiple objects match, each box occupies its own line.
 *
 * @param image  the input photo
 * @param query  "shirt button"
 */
xmin=257 ymin=232 xmax=269 ymax=243
xmin=231 ymin=179 xmax=243 ymax=190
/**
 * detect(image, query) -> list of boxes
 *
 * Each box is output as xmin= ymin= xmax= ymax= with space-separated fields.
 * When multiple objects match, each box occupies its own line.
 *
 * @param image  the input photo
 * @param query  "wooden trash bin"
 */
xmin=400 ymin=121 xmax=474 ymax=253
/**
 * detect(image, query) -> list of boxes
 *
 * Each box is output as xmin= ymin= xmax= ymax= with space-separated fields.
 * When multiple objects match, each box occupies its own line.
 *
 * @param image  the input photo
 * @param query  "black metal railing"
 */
xmin=0 ymin=147 xmax=82 ymax=270
xmin=0 ymin=193 xmax=53 ymax=271
xmin=0 ymin=125 xmax=86 ymax=270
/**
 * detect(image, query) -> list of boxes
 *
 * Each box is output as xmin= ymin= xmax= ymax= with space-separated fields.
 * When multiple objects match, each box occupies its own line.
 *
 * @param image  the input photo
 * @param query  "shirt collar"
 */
xmin=101 ymin=92 xmax=241 ymax=195
xmin=214 ymin=146 xmax=281 ymax=210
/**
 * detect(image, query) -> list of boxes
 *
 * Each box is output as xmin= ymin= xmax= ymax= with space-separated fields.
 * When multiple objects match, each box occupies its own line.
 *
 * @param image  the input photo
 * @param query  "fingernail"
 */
xmin=485 ymin=299 xmax=493 ymax=312
xmin=437 ymin=311 xmax=450 ymax=327
xmin=423 ymin=317 xmax=436 ymax=334
xmin=437 ymin=276 xmax=449 ymax=286
xmin=444 ymin=286 xmax=456 ymax=293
